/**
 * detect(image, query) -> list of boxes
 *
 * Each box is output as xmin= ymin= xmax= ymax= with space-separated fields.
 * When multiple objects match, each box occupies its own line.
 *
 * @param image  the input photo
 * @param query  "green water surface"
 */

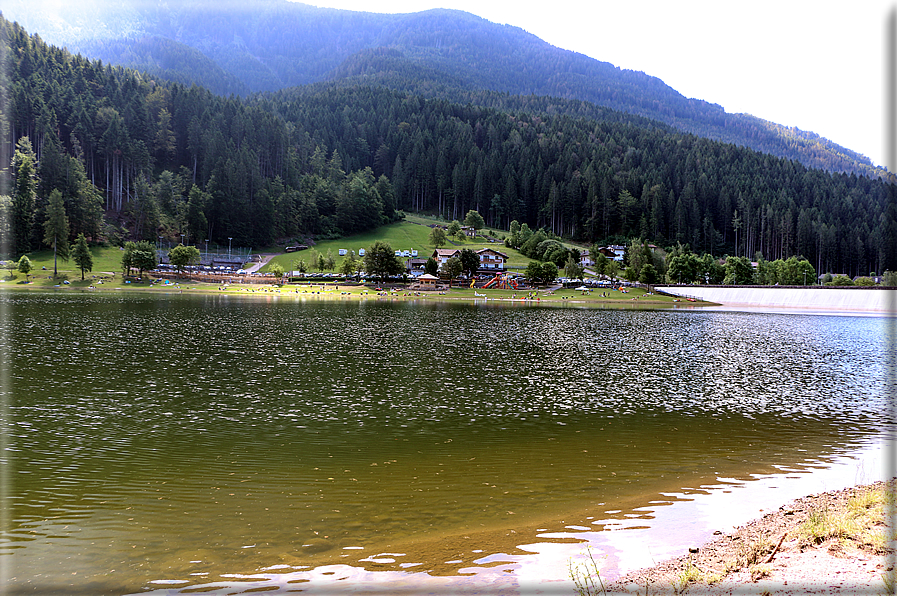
xmin=0 ymin=292 xmax=890 ymax=594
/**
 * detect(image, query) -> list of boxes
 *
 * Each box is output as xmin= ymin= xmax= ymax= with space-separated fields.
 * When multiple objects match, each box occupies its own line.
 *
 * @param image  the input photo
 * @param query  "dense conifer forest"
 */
xmin=2 ymin=17 xmax=896 ymax=276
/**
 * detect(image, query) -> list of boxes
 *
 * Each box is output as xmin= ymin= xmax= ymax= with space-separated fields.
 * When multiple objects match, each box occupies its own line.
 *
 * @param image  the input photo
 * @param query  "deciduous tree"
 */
xmin=17 ymin=255 xmax=32 ymax=281
xmin=667 ymin=251 xmax=699 ymax=284
xmin=565 ymin=253 xmax=584 ymax=281
xmin=525 ymin=260 xmax=558 ymax=285
xmin=592 ymin=251 xmax=608 ymax=277
xmin=121 ymin=243 xmax=135 ymax=277
xmin=723 ymin=256 xmax=754 ymax=285
xmin=699 ymin=254 xmax=725 ymax=284
xmin=464 ymin=209 xmax=485 ymax=234
xmin=269 ymin=262 xmax=285 ymax=278
xmin=447 ymin=220 xmax=462 ymax=241
xmin=132 ymin=241 xmax=157 ymax=276
xmin=540 ymin=261 xmax=558 ymax=285
xmin=459 ymin=248 xmax=480 ymax=278
xmin=169 ymin=244 xmax=200 ymax=273
xmin=639 ymin=263 xmax=659 ymax=284
xmin=440 ymin=255 xmax=462 ymax=283
xmin=827 ymin=274 xmax=854 ymax=286
xmin=363 ymin=240 xmax=403 ymax=280
xmin=122 ymin=240 xmax=157 ymax=277
xmin=525 ymin=260 xmax=543 ymax=284
xmin=606 ymin=259 xmax=620 ymax=280
xmin=310 ymin=250 xmax=321 ymax=271
xmin=429 ymin=226 xmax=447 ymax=248
xmin=339 ymin=253 xmax=359 ymax=276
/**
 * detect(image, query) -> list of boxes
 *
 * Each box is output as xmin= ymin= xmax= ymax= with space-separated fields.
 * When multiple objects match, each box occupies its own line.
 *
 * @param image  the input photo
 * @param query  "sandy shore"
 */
xmin=604 ymin=479 xmax=895 ymax=595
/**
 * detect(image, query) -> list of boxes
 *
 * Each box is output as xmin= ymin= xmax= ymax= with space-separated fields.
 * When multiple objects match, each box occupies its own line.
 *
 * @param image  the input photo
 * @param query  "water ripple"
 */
xmin=3 ymin=293 xmax=890 ymax=593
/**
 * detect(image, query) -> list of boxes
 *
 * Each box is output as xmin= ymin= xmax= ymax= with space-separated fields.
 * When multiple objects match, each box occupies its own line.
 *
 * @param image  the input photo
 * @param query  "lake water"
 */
xmin=0 ymin=292 xmax=892 ymax=594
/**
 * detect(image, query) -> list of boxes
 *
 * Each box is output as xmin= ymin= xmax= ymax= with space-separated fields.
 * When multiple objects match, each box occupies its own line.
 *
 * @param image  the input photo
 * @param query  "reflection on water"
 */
xmin=1 ymin=292 xmax=891 ymax=594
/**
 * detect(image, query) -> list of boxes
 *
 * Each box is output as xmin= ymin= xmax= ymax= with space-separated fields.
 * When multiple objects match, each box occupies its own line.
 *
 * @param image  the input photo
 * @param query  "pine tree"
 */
xmin=12 ymin=138 xmax=37 ymax=256
xmin=43 ymin=189 xmax=70 ymax=277
xmin=72 ymin=233 xmax=93 ymax=280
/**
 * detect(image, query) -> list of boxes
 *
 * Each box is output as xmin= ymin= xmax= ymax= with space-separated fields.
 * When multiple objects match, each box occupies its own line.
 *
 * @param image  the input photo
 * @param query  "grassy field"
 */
xmin=1 ymin=246 xmax=131 ymax=288
xmin=0 ymin=218 xmax=545 ymax=285
xmin=262 ymin=216 xmax=533 ymax=273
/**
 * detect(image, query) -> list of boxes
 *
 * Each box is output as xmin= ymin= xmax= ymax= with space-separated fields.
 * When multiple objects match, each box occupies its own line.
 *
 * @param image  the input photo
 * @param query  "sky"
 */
xmin=299 ymin=0 xmax=895 ymax=170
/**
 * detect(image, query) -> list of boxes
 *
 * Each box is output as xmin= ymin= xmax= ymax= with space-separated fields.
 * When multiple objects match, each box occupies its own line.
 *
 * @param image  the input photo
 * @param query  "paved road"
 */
xmin=246 ymin=254 xmax=276 ymax=273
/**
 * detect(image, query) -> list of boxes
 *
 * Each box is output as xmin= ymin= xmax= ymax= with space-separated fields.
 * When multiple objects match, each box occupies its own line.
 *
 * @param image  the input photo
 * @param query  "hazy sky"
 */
xmin=300 ymin=0 xmax=894 ymax=169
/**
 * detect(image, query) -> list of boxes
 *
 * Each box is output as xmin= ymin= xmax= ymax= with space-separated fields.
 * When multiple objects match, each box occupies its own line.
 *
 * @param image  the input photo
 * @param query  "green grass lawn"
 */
xmin=1 ymin=245 xmax=133 ymax=288
xmin=262 ymin=217 xmax=533 ymax=273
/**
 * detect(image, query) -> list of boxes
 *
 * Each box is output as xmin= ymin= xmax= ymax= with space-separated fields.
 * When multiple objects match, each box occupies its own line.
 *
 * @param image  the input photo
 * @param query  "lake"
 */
xmin=0 ymin=291 xmax=891 ymax=594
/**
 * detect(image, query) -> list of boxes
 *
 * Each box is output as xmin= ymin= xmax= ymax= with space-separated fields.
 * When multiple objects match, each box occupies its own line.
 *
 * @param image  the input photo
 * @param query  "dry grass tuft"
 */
xmin=795 ymin=485 xmax=892 ymax=553
xmin=731 ymin=534 xmax=774 ymax=570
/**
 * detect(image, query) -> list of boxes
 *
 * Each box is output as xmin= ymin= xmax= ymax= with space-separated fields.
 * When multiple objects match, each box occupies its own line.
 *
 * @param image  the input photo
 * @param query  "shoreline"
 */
xmin=0 ymin=277 xmax=718 ymax=309
xmin=10 ymin=275 xmax=896 ymax=315
xmin=604 ymin=479 xmax=895 ymax=595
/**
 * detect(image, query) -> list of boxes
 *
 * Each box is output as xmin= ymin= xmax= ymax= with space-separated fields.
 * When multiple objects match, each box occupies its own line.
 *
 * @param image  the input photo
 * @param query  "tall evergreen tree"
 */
xmin=43 ymin=189 xmax=70 ymax=277
xmin=72 ymin=233 xmax=93 ymax=280
xmin=11 ymin=137 xmax=37 ymax=256
xmin=186 ymin=185 xmax=209 ymax=244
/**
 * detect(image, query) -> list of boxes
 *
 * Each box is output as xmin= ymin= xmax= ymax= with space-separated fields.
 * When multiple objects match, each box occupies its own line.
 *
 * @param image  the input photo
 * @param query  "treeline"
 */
xmin=2 ymin=17 xmax=896 ymax=277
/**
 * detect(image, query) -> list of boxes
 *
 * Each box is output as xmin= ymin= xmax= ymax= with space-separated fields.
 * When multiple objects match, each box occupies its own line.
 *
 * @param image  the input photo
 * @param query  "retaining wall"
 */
xmin=654 ymin=286 xmax=896 ymax=313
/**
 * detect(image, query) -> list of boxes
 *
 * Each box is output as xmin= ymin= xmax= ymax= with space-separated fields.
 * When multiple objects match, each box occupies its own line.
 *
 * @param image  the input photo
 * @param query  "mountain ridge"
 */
xmin=0 ymin=0 xmax=886 ymax=178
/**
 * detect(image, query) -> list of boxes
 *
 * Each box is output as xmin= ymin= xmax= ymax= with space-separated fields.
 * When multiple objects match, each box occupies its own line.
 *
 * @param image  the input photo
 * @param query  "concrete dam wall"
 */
xmin=654 ymin=286 xmax=896 ymax=313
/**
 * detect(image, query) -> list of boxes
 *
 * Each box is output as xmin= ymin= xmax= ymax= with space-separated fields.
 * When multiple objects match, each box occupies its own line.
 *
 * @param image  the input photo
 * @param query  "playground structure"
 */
xmin=482 ymin=273 xmax=519 ymax=290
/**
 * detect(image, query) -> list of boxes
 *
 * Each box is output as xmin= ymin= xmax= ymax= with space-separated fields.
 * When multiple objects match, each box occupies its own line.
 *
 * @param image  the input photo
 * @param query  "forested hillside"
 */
xmin=1 ymin=0 xmax=885 ymax=178
xmin=2 ymin=18 xmax=896 ymax=277
xmin=1 ymin=19 xmax=401 ymax=256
